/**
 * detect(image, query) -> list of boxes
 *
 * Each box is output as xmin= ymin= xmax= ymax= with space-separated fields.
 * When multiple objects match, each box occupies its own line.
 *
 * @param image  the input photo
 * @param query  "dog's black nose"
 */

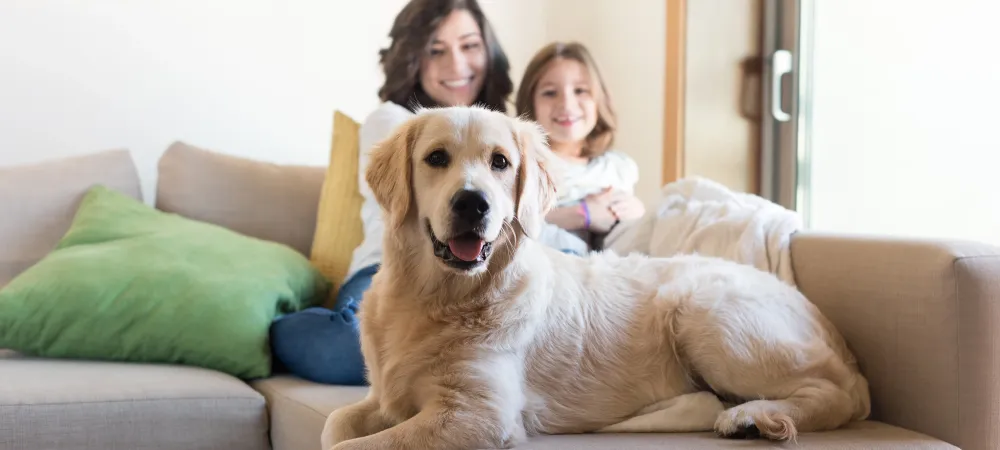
xmin=451 ymin=189 xmax=490 ymax=225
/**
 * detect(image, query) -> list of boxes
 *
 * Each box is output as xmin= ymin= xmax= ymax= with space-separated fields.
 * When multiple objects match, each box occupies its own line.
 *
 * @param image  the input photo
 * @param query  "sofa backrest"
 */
xmin=155 ymin=142 xmax=326 ymax=257
xmin=0 ymin=149 xmax=143 ymax=285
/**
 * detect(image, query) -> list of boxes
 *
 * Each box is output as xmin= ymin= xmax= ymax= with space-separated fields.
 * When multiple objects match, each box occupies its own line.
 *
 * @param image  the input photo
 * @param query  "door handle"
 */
xmin=771 ymin=49 xmax=792 ymax=122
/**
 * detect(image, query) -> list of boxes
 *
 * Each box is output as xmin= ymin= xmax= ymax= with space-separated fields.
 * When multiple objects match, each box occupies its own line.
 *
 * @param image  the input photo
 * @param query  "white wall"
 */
xmin=806 ymin=0 xmax=1000 ymax=244
xmin=0 ymin=0 xmax=399 ymax=201
xmin=0 ymin=1 xmax=664 ymax=204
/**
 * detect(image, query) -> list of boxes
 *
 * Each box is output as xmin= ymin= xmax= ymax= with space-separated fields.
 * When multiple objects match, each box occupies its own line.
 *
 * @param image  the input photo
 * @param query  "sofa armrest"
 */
xmin=790 ymin=232 xmax=1000 ymax=450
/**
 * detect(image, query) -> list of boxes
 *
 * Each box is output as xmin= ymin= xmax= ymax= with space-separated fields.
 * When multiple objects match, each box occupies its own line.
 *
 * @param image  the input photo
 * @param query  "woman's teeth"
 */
xmin=443 ymin=78 xmax=471 ymax=88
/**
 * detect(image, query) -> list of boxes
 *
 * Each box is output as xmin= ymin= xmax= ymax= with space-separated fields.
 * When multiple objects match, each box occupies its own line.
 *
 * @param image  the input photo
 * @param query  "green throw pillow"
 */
xmin=0 ymin=185 xmax=330 ymax=379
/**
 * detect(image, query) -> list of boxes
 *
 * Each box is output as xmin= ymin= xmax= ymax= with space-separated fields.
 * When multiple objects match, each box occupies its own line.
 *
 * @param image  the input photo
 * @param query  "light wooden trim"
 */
xmin=663 ymin=0 xmax=687 ymax=184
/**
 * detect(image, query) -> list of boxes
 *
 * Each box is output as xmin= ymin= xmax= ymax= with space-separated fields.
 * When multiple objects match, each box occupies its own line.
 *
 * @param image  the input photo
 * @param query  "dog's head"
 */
xmin=365 ymin=106 xmax=557 ymax=275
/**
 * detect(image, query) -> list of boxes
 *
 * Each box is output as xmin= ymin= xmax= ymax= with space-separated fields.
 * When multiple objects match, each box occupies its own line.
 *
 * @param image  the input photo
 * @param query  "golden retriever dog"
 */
xmin=321 ymin=106 xmax=871 ymax=450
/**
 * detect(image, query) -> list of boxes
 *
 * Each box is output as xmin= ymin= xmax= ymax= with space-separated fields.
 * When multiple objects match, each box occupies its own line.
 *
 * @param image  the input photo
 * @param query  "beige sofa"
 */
xmin=1 ymin=143 xmax=997 ymax=450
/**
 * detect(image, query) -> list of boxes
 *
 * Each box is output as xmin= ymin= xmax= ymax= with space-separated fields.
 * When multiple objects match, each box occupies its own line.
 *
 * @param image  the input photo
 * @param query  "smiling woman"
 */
xmin=418 ymin=13 xmax=487 ymax=108
xmin=267 ymin=0 xmax=518 ymax=387
xmin=377 ymin=0 xmax=511 ymax=112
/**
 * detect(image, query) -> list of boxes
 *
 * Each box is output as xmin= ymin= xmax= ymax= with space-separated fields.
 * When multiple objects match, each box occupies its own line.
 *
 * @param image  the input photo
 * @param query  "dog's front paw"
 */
xmin=322 ymin=409 xmax=361 ymax=445
xmin=322 ymin=400 xmax=387 ymax=449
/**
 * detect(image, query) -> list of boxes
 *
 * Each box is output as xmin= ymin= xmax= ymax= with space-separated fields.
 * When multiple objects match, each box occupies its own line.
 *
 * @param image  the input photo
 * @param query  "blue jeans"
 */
xmin=269 ymin=264 xmax=378 ymax=386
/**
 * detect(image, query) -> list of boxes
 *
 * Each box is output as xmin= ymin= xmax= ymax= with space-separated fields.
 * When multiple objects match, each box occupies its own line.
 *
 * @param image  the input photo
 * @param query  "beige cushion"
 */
xmin=0 ymin=351 xmax=269 ymax=450
xmin=0 ymin=149 xmax=142 ymax=285
xmin=251 ymin=375 xmax=955 ymax=450
xmin=155 ymin=141 xmax=326 ymax=257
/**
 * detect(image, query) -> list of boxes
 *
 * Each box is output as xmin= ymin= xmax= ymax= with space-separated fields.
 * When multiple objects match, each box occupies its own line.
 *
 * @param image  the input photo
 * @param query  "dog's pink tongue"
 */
xmin=448 ymin=238 xmax=485 ymax=262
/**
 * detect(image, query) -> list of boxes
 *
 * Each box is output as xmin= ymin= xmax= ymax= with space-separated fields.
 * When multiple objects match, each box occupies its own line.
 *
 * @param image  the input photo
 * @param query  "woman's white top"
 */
xmin=345 ymin=102 xmax=639 ymax=279
xmin=345 ymin=101 xmax=414 ymax=280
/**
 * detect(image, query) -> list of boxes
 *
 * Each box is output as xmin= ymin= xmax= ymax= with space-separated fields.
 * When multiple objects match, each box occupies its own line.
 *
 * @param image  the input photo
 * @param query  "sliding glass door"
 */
xmin=760 ymin=0 xmax=1000 ymax=244
xmin=758 ymin=0 xmax=805 ymax=214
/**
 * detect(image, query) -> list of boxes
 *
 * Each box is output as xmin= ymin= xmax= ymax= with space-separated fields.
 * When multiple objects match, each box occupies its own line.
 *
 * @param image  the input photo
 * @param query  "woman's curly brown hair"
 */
xmin=515 ymin=41 xmax=618 ymax=158
xmin=377 ymin=0 xmax=513 ymax=113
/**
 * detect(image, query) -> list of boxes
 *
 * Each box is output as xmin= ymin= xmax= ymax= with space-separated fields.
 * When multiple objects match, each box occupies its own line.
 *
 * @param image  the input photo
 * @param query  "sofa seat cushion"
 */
xmin=251 ymin=375 xmax=958 ymax=450
xmin=252 ymin=375 xmax=369 ymax=450
xmin=0 ymin=350 xmax=270 ymax=450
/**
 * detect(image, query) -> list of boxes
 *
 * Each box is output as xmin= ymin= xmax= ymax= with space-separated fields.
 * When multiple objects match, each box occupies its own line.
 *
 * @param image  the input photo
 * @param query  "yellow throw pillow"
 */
xmin=310 ymin=111 xmax=365 ymax=306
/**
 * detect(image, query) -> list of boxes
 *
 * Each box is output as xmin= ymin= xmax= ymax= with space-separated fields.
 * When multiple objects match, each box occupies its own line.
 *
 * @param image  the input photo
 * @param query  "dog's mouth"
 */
xmin=427 ymin=222 xmax=493 ymax=270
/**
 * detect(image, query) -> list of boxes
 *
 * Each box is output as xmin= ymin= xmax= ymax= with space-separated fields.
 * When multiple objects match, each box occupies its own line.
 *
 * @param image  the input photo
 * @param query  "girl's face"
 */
xmin=532 ymin=58 xmax=599 ymax=149
xmin=419 ymin=9 xmax=488 ymax=107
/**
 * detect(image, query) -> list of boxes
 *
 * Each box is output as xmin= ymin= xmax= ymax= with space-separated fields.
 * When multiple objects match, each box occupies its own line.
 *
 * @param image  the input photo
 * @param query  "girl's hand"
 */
xmin=583 ymin=188 xmax=620 ymax=233
xmin=608 ymin=191 xmax=646 ymax=222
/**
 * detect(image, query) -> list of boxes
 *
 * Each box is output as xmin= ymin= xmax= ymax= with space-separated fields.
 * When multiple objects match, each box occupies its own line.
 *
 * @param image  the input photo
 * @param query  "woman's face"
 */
xmin=419 ymin=10 xmax=487 ymax=107
xmin=532 ymin=58 xmax=599 ymax=148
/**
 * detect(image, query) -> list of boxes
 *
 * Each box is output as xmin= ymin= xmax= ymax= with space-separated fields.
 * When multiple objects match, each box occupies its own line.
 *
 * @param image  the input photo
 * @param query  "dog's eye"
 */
xmin=424 ymin=149 xmax=450 ymax=168
xmin=491 ymin=153 xmax=509 ymax=171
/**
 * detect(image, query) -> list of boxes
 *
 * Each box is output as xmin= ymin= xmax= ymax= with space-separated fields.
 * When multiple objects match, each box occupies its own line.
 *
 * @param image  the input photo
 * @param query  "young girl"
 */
xmin=515 ymin=42 xmax=646 ymax=247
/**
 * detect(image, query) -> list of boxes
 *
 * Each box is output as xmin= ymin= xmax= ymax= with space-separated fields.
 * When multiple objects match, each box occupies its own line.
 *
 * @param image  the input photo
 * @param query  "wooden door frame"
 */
xmin=662 ymin=0 xmax=687 ymax=184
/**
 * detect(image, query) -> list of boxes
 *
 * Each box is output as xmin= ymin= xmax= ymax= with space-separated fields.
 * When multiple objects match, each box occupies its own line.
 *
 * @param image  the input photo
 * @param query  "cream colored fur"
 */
xmin=321 ymin=106 xmax=871 ymax=450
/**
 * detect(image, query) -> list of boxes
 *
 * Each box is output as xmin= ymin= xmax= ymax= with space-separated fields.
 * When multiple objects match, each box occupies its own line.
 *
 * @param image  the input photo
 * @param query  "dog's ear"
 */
xmin=514 ymin=120 xmax=558 ymax=239
xmin=366 ymin=119 xmax=416 ymax=230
